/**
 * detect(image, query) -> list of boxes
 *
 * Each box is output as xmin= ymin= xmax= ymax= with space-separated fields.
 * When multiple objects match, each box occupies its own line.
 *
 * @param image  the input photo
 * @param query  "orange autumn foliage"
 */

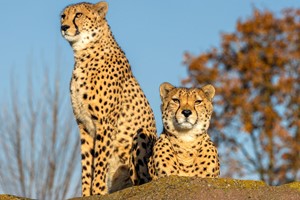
xmin=183 ymin=8 xmax=300 ymax=185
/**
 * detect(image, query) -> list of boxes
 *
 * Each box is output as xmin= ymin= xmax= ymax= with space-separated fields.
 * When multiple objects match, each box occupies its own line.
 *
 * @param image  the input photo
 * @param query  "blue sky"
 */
xmin=0 ymin=0 xmax=299 ymax=196
xmin=1 ymin=0 xmax=299 ymax=131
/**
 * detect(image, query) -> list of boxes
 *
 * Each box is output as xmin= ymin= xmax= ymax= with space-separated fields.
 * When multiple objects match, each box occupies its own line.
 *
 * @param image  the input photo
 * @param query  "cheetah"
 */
xmin=148 ymin=82 xmax=220 ymax=179
xmin=60 ymin=1 xmax=157 ymax=196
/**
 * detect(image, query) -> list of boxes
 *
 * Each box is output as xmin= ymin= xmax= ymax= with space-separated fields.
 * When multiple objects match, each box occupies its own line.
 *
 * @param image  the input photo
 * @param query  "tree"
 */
xmin=0 ymin=62 xmax=81 ymax=199
xmin=183 ymin=8 xmax=300 ymax=185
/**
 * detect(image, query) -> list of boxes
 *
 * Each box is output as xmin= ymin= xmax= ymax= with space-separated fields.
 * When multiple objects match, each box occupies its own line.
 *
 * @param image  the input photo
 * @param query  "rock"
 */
xmin=0 ymin=195 xmax=31 ymax=200
xmin=1 ymin=176 xmax=300 ymax=200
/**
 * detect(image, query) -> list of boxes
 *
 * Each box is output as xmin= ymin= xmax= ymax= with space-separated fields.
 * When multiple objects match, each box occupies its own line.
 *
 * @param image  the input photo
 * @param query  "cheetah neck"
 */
xmin=165 ymin=130 xmax=208 ymax=149
xmin=73 ymin=21 xmax=123 ymax=62
xmin=166 ymin=126 xmax=207 ymax=143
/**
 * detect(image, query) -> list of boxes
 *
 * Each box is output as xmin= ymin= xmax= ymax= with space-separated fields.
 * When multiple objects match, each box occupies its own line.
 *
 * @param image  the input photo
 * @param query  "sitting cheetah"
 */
xmin=148 ymin=82 xmax=220 ymax=179
xmin=60 ymin=1 xmax=156 ymax=196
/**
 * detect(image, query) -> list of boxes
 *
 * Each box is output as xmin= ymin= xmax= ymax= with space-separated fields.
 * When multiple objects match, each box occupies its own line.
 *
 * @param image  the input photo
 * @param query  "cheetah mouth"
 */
xmin=61 ymin=31 xmax=70 ymax=38
xmin=62 ymin=31 xmax=72 ymax=37
xmin=175 ymin=120 xmax=195 ymax=130
xmin=61 ymin=31 xmax=78 ymax=42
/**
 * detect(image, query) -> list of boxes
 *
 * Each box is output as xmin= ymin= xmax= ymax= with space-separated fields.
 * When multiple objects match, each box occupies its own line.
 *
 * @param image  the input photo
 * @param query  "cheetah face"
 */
xmin=60 ymin=1 xmax=108 ymax=50
xmin=160 ymin=82 xmax=215 ymax=138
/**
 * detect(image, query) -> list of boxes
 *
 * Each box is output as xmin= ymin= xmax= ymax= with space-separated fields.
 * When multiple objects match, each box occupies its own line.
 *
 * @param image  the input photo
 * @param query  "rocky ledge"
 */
xmin=1 ymin=176 xmax=300 ymax=200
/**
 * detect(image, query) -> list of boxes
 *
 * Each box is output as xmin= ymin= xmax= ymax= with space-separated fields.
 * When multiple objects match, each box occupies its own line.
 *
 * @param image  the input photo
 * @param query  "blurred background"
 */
xmin=0 ymin=0 xmax=299 ymax=199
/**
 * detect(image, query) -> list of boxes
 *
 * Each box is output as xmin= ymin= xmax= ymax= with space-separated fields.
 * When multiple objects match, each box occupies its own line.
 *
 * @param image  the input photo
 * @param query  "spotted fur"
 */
xmin=60 ymin=1 xmax=156 ymax=196
xmin=148 ymin=82 xmax=220 ymax=179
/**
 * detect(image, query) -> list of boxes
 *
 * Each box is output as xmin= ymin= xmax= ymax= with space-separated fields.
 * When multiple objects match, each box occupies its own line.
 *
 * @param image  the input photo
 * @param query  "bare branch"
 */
xmin=0 ymin=56 xmax=80 ymax=199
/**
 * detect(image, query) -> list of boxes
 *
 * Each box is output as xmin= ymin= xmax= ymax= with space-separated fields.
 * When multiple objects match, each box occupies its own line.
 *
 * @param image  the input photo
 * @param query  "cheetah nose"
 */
xmin=61 ymin=25 xmax=70 ymax=32
xmin=182 ymin=110 xmax=192 ymax=117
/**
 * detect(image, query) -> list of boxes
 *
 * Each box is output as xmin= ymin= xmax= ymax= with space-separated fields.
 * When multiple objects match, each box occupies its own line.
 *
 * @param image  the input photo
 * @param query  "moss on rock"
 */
xmin=282 ymin=182 xmax=300 ymax=192
xmin=0 ymin=194 xmax=31 ymax=200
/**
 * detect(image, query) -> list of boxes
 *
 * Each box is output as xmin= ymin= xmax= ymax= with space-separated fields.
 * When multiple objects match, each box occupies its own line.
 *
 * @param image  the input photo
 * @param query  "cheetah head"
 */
xmin=159 ymin=82 xmax=215 ymax=141
xmin=60 ymin=1 xmax=108 ymax=50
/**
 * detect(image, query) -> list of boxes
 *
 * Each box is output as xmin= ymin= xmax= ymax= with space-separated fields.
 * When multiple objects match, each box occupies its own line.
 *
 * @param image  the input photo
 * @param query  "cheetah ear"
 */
xmin=201 ymin=84 xmax=215 ymax=100
xmin=94 ymin=1 xmax=108 ymax=17
xmin=160 ymin=82 xmax=175 ymax=100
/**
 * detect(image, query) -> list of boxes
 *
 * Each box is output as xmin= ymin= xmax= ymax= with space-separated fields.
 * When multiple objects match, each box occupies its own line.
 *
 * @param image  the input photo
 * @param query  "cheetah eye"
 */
xmin=195 ymin=100 xmax=202 ymax=105
xmin=61 ymin=14 xmax=66 ymax=20
xmin=172 ymin=98 xmax=180 ymax=104
xmin=75 ymin=12 xmax=83 ymax=18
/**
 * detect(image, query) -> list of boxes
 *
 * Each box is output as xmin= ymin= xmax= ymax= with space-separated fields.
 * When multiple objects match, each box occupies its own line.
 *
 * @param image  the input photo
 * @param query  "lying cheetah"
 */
xmin=60 ymin=1 xmax=156 ymax=196
xmin=148 ymin=82 xmax=220 ymax=179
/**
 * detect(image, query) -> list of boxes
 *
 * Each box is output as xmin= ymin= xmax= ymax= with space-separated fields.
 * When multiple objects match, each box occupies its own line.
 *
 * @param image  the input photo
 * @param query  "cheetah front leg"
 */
xmin=91 ymin=124 xmax=134 ymax=195
xmin=129 ymin=128 xmax=156 ymax=185
xmin=89 ymin=124 xmax=110 ymax=195
xmin=78 ymin=124 xmax=95 ymax=197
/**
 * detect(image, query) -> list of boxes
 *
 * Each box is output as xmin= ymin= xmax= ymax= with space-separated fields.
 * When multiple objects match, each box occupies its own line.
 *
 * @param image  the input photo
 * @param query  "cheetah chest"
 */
xmin=70 ymin=69 xmax=97 ymax=137
xmin=169 ymin=135 xmax=216 ymax=176
xmin=173 ymin=143 xmax=200 ymax=170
